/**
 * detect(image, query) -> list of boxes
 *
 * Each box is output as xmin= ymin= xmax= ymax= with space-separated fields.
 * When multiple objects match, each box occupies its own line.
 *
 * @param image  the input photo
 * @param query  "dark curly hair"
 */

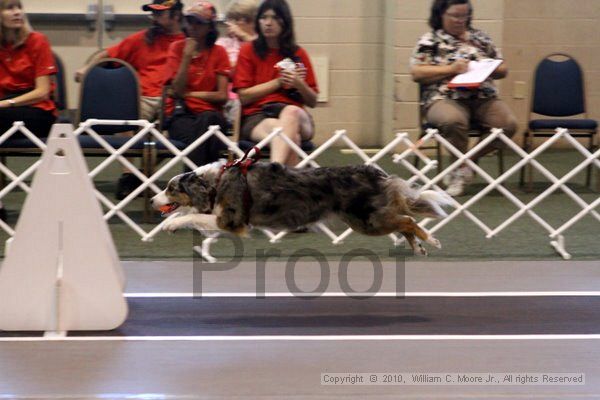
xmin=429 ymin=0 xmax=472 ymax=31
xmin=253 ymin=0 xmax=298 ymax=59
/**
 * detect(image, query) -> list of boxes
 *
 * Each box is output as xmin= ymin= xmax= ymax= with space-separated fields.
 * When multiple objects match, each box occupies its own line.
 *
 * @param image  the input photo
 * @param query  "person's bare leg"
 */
xmin=275 ymin=106 xmax=313 ymax=166
xmin=250 ymin=106 xmax=314 ymax=165
xmin=249 ymin=117 xmax=279 ymax=155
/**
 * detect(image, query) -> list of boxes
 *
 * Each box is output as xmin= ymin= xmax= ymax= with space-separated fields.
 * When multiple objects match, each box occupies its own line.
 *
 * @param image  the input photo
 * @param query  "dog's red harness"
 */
xmin=219 ymin=146 xmax=261 ymax=181
xmin=212 ymin=147 xmax=261 ymax=217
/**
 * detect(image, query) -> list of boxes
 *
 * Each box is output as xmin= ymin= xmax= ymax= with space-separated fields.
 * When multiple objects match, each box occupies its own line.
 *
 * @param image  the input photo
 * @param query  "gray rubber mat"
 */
xmin=2 ymin=296 xmax=593 ymax=337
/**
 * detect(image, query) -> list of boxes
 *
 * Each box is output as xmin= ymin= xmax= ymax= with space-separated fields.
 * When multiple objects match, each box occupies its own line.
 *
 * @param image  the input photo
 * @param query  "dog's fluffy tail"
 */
xmin=414 ymin=189 xmax=453 ymax=218
xmin=390 ymin=178 xmax=453 ymax=218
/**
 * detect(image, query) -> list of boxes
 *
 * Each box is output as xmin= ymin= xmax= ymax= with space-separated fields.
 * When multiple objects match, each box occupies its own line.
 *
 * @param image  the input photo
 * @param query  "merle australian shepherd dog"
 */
xmin=151 ymin=159 xmax=452 ymax=255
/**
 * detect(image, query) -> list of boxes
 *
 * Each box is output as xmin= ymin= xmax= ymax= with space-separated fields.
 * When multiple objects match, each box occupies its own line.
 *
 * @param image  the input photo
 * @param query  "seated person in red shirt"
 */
xmin=233 ymin=0 xmax=319 ymax=166
xmin=0 ymin=0 xmax=57 ymax=221
xmin=0 ymin=0 xmax=57 ymax=138
xmin=76 ymin=0 xmax=185 ymax=199
xmin=164 ymin=1 xmax=230 ymax=168
xmin=76 ymin=0 xmax=185 ymax=122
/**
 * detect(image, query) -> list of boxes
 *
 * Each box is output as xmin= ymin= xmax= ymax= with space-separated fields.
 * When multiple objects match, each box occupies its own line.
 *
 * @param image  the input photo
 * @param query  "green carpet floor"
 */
xmin=0 ymin=148 xmax=598 ymax=261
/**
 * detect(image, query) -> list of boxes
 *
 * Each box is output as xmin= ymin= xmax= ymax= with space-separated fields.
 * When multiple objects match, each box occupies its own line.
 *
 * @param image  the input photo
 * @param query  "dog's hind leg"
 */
xmin=396 ymin=216 xmax=441 ymax=251
xmin=401 ymin=231 xmax=428 ymax=256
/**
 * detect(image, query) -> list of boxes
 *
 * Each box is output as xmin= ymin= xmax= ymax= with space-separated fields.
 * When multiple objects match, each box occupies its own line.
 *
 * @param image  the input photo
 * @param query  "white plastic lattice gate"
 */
xmin=0 ymin=120 xmax=598 ymax=260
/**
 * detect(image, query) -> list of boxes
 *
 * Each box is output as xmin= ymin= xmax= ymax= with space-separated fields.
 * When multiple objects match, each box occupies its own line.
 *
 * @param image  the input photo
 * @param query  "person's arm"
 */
xmin=74 ymin=50 xmax=109 ymax=82
xmin=0 ymin=75 xmax=51 ymax=108
xmin=225 ymin=21 xmax=257 ymax=43
xmin=411 ymin=59 xmax=469 ymax=85
xmin=280 ymin=68 xmax=317 ymax=108
xmin=237 ymin=79 xmax=281 ymax=106
xmin=187 ymin=74 xmax=229 ymax=105
xmin=171 ymin=38 xmax=197 ymax=98
xmin=490 ymin=61 xmax=508 ymax=79
xmin=234 ymin=44 xmax=282 ymax=106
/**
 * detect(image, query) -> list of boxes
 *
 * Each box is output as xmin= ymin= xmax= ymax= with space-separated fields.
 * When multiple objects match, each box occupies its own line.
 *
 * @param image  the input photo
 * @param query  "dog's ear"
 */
xmin=180 ymin=172 xmax=214 ymax=213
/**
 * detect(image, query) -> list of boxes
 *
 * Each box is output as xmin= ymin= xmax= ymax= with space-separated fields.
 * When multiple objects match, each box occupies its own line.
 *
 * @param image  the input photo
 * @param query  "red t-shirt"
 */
xmin=164 ymin=41 xmax=231 ymax=115
xmin=0 ymin=31 xmax=57 ymax=112
xmin=233 ymin=43 xmax=319 ymax=116
xmin=107 ymin=30 xmax=185 ymax=97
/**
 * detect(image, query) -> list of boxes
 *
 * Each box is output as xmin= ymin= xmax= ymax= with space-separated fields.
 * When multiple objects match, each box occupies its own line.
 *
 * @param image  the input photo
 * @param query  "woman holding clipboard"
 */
xmin=410 ymin=0 xmax=517 ymax=196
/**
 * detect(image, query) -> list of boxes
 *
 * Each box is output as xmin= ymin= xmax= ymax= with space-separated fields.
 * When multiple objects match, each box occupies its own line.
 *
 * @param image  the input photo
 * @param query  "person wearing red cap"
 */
xmin=164 ymin=1 xmax=231 ymax=168
xmin=233 ymin=0 xmax=319 ymax=166
xmin=75 ymin=0 xmax=185 ymax=200
xmin=76 ymin=0 xmax=185 ymax=116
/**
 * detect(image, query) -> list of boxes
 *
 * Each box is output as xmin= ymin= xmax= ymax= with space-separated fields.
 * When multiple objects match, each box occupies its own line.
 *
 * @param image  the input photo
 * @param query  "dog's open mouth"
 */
xmin=159 ymin=202 xmax=180 ymax=216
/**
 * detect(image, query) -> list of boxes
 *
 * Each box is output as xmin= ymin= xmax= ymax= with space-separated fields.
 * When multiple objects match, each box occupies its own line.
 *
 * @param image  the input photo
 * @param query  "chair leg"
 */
xmin=497 ymin=148 xmax=505 ymax=176
xmin=436 ymin=141 xmax=443 ymax=175
xmin=585 ymin=133 xmax=594 ymax=189
xmin=0 ymin=156 xmax=6 ymax=189
xmin=519 ymin=131 xmax=531 ymax=190
xmin=142 ymin=142 xmax=157 ymax=223
xmin=412 ymin=146 xmax=421 ymax=170
xmin=526 ymin=154 xmax=534 ymax=192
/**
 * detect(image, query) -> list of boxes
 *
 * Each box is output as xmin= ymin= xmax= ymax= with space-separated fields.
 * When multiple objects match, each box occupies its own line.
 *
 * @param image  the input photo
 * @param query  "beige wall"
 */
xmin=503 ymin=0 xmax=600 ymax=144
xmin=24 ymin=0 xmax=599 ymax=147
xmin=291 ymin=0 xmax=385 ymax=146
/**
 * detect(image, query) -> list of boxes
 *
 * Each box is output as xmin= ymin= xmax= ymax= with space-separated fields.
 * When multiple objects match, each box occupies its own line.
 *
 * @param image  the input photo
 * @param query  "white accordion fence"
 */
xmin=0 ymin=120 xmax=598 ymax=260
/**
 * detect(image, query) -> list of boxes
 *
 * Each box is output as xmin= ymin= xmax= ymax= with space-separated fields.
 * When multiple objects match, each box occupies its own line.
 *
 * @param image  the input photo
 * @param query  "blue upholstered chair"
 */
xmin=51 ymin=52 xmax=70 ymax=123
xmin=520 ymin=53 xmax=597 ymax=189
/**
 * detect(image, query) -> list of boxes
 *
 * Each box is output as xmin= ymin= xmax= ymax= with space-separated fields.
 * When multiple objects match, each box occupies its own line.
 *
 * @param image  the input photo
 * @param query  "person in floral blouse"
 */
xmin=410 ymin=0 xmax=517 ymax=196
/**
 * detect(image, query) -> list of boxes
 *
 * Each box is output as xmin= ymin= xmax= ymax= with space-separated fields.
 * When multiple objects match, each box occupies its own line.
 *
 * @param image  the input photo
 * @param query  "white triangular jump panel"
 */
xmin=0 ymin=124 xmax=127 ymax=331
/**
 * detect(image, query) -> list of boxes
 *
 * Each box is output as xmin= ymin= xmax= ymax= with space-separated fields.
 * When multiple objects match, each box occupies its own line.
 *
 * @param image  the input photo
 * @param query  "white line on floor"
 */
xmin=2 ymin=334 xmax=600 ymax=342
xmin=123 ymin=291 xmax=600 ymax=298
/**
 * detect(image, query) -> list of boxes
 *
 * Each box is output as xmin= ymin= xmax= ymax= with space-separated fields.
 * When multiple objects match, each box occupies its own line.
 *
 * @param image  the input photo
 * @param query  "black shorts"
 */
xmin=0 ymin=106 xmax=56 ymax=138
xmin=240 ymin=102 xmax=314 ymax=141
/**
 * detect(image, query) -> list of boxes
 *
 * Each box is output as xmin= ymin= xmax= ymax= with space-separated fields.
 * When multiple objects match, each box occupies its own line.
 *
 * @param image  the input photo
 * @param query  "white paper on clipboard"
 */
xmin=448 ymin=59 xmax=503 ymax=88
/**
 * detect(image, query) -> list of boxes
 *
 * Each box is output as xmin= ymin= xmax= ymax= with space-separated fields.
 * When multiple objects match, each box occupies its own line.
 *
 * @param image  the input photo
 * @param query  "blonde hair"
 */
xmin=0 ymin=0 xmax=32 ymax=47
xmin=225 ymin=0 xmax=259 ymax=22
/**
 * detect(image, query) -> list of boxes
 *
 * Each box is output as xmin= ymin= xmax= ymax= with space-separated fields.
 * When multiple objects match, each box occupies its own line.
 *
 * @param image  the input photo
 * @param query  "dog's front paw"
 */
xmin=414 ymin=243 xmax=428 ymax=256
xmin=163 ymin=218 xmax=186 ymax=233
xmin=426 ymin=235 xmax=442 ymax=249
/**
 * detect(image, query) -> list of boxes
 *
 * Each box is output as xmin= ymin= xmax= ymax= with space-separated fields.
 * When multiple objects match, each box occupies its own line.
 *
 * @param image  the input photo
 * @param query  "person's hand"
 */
xmin=74 ymin=67 xmax=86 ymax=83
xmin=296 ymin=65 xmax=307 ymax=81
xmin=279 ymin=69 xmax=302 ymax=90
xmin=183 ymin=37 xmax=198 ymax=58
xmin=225 ymin=21 xmax=244 ymax=40
xmin=450 ymin=58 xmax=469 ymax=75
xmin=225 ymin=21 xmax=256 ymax=42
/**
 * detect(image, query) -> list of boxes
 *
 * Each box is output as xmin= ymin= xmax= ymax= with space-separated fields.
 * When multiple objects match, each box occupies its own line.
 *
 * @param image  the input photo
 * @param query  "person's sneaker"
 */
xmin=0 ymin=207 xmax=6 ymax=222
xmin=444 ymin=165 xmax=474 ymax=197
xmin=115 ymin=173 xmax=143 ymax=200
xmin=445 ymin=176 xmax=466 ymax=197
xmin=457 ymin=165 xmax=474 ymax=182
xmin=442 ymin=170 xmax=456 ymax=187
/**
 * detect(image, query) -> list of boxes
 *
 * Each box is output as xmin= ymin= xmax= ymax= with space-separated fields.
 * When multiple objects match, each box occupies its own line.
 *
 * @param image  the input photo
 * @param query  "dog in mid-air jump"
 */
xmin=151 ymin=158 xmax=452 ymax=255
